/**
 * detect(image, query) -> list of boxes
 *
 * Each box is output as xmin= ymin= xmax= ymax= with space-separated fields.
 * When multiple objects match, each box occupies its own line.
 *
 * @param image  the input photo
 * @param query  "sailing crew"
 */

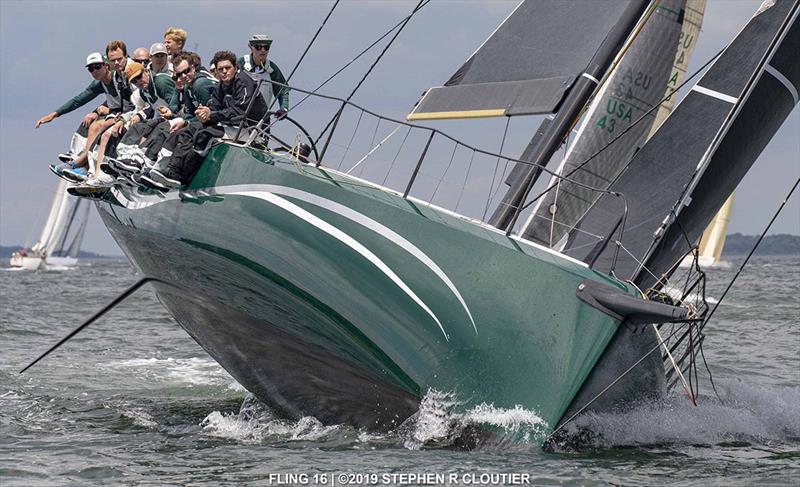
xmin=149 ymin=43 xmax=170 ymax=75
xmin=163 ymin=27 xmax=187 ymax=74
xmin=112 ymin=51 xmax=215 ymax=173
xmin=56 ymin=40 xmax=142 ymax=183
xmin=169 ymin=51 xmax=218 ymax=130
xmin=238 ymin=35 xmax=289 ymax=120
xmin=127 ymin=61 xmax=180 ymax=120
xmin=35 ymin=52 xmax=120 ymax=180
xmin=132 ymin=47 xmax=151 ymax=69
xmin=136 ymin=50 xmax=267 ymax=191
xmin=78 ymin=41 xmax=150 ymax=184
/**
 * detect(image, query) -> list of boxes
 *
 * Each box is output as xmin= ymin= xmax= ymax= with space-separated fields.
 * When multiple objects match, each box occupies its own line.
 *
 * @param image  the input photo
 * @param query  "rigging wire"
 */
xmin=278 ymin=0 xmax=432 ymax=124
xmin=518 ymin=48 xmax=725 ymax=215
xmin=483 ymin=117 xmax=512 ymax=221
xmin=315 ymin=0 xmax=429 ymax=144
xmin=702 ymin=176 xmax=800 ymax=327
xmin=285 ymin=0 xmax=340 ymax=84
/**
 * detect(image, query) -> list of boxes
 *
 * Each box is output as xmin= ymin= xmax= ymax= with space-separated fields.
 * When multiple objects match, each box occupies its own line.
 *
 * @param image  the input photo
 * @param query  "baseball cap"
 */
xmin=249 ymin=34 xmax=272 ymax=47
xmin=150 ymin=42 xmax=168 ymax=55
xmin=85 ymin=52 xmax=105 ymax=66
xmin=126 ymin=62 xmax=145 ymax=82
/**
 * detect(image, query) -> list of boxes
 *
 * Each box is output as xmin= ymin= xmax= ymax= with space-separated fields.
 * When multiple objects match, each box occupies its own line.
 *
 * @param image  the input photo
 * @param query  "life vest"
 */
xmin=102 ymin=79 xmax=123 ymax=111
xmin=242 ymin=54 xmax=273 ymax=104
xmin=141 ymin=72 xmax=173 ymax=110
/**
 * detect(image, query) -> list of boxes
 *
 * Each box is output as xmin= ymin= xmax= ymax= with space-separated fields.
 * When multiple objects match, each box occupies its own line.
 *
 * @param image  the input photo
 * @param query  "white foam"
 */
xmin=200 ymin=395 xmax=342 ymax=444
xmin=402 ymin=389 xmax=548 ymax=449
xmin=121 ymin=408 xmax=157 ymax=428
xmin=564 ymin=379 xmax=800 ymax=448
xmin=103 ymin=357 xmax=234 ymax=386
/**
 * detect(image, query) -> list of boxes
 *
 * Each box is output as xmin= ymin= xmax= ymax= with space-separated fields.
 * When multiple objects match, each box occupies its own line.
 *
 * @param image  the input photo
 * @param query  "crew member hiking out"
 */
xmin=137 ymin=50 xmax=267 ymax=191
xmin=35 ymin=52 xmax=118 ymax=180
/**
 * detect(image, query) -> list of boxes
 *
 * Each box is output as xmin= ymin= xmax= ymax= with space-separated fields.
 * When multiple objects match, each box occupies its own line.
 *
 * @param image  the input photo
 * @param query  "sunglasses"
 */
xmin=250 ymin=44 xmax=270 ymax=51
xmin=129 ymin=73 xmax=143 ymax=85
xmin=173 ymin=68 xmax=191 ymax=80
xmin=87 ymin=63 xmax=105 ymax=72
xmin=134 ymin=59 xmax=150 ymax=66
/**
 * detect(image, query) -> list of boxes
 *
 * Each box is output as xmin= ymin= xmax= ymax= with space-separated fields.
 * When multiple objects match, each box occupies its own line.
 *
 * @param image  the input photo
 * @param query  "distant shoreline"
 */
xmin=2 ymin=233 xmax=798 ymax=260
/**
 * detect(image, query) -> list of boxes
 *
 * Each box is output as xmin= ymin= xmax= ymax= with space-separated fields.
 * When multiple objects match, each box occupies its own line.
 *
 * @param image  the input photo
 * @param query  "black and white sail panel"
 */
xmin=639 ymin=5 xmax=799 ymax=288
xmin=563 ymin=0 xmax=799 ymax=281
xmin=521 ymin=0 xmax=687 ymax=248
xmin=407 ymin=0 xmax=641 ymax=120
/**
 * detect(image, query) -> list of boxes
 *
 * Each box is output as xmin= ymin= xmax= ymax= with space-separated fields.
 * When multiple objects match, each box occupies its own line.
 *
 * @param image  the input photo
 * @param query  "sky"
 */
xmin=0 ymin=0 xmax=797 ymax=256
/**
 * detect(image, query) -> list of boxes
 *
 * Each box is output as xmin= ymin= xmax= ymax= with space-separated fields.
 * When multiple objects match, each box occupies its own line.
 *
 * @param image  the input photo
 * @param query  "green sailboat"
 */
xmin=56 ymin=0 xmax=798 ymax=446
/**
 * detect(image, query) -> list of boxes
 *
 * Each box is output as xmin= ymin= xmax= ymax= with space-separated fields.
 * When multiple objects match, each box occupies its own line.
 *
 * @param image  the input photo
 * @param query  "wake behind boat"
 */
xmin=23 ymin=0 xmax=799 ymax=447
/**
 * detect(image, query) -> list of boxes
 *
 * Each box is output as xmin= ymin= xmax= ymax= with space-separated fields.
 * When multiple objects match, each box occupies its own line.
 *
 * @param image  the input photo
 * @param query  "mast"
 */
xmin=489 ymin=1 xmax=651 ymax=231
xmin=518 ymin=0 xmax=689 ymax=246
xmin=64 ymin=202 xmax=90 ymax=258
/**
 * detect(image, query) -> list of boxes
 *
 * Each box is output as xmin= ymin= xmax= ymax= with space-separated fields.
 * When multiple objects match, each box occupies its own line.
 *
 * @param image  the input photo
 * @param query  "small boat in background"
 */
xmin=10 ymin=180 xmax=90 ymax=270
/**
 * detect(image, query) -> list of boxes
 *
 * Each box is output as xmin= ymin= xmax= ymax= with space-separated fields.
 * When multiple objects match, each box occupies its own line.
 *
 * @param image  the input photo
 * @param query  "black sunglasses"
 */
xmin=250 ymin=44 xmax=269 ymax=51
xmin=87 ymin=63 xmax=105 ymax=72
xmin=129 ymin=73 xmax=143 ymax=85
xmin=172 ymin=68 xmax=191 ymax=80
xmin=134 ymin=59 xmax=150 ymax=66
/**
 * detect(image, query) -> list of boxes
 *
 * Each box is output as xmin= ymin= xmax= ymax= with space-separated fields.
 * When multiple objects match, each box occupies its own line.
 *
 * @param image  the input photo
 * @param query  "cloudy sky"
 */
xmin=1 ymin=0 xmax=797 ymax=255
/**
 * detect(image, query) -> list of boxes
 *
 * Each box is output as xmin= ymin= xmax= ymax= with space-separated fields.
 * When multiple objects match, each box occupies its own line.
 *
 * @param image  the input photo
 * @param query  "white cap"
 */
xmin=85 ymin=52 xmax=104 ymax=66
xmin=150 ymin=42 xmax=168 ymax=55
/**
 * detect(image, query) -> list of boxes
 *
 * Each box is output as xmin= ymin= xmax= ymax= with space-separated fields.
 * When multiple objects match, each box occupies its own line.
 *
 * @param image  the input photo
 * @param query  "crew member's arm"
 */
xmin=154 ymin=74 xmax=180 ymax=115
xmin=269 ymin=61 xmax=290 ymax=112
xmin=35 ymin=80 xmax=104 ymax=128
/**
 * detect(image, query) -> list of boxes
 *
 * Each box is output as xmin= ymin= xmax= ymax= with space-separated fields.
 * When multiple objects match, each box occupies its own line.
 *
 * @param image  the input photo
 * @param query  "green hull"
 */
xmin=98 ymin=143 xmax=639 ymax=443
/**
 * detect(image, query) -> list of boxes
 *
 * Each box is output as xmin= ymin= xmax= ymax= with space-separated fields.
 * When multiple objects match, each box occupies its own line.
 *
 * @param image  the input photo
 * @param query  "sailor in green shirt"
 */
xmin=169 ymin=51 xmax=218 ymax=132
xmin=35 ymin=52 xmax=119 ymax=129
xmin=126 ymin=62 xmax=180 ymax=120
xmin=36 ymin=52 xmax=125 ymax=180
xmin=237 ymin=34 xmax=289 ymax=119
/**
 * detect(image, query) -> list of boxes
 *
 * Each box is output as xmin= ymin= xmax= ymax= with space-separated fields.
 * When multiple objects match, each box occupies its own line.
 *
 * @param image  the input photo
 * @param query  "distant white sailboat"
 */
xmin=681 ymin=193 xmax=734 ymax=267
xmin=10 ymin=180 xmax=90 ymax=270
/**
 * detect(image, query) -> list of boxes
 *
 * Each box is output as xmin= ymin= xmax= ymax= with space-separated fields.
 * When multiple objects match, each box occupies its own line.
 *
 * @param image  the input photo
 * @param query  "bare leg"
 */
xmin=73 ymin=118 xmax=116 ymax=167
xmin=93 ymin=128 xmax=117 ymax=175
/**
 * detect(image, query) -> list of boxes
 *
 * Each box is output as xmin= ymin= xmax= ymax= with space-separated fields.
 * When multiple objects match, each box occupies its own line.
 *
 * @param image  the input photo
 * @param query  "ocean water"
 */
xmin=1 ymin=256 xmax=798 ymax=486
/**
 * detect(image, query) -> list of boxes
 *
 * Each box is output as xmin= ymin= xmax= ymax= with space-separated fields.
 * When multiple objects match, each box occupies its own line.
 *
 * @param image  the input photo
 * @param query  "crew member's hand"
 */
xmin=195 ymin=105 xmax=211 ymax=123
xmin=96 ymin=105 xmax=110 ymax=116
xmin=82 ymin=111 xmax=99 ymax=128
xmin=170 ymin=118 xmax=186 ymax=133
xmin=113 ymin=120 xmax=125 ymax=135
xmin=130 ymin=114 xmax=142 ymax=126
xmin=35 ymin=112 xmax=57 ymax=128
xmin=275 ymin=108 xmax=287 ymax=120
xmin=158 ymin=106 xmax=173 ymax=119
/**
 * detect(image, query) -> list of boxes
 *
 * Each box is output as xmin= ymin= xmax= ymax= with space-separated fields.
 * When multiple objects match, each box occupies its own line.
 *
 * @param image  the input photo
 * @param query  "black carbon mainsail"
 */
xmin=563 ymin=0 xmax=799 ymax=284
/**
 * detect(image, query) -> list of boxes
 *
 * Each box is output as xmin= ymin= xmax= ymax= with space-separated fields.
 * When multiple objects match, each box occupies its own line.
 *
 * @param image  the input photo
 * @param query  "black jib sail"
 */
xmin=407 ymin=0 xmax=645 ymax=121
xmin=563 ymin=0 xmax=799 ymax=285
